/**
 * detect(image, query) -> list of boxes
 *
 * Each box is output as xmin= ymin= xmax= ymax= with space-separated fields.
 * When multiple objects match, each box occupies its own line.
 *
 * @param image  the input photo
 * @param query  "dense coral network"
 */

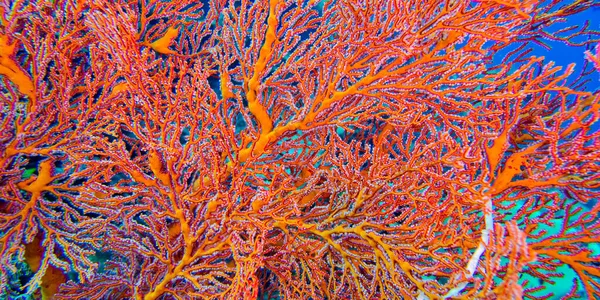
xmin=0 ymin=0 xmax=599 ymax=299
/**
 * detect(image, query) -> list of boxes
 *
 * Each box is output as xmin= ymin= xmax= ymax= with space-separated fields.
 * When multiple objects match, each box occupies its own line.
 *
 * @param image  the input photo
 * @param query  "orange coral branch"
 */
xmin=0 ymin=34 xmax=35 ymax=107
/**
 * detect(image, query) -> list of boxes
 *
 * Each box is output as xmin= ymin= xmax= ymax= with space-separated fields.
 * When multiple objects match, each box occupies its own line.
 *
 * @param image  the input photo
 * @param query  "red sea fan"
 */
xmin=1 ymin=0 xmax=599 ymax=299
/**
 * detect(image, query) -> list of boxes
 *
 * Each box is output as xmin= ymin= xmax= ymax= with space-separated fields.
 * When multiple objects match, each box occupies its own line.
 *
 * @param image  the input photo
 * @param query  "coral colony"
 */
xmin=1 ymin=0 xmax=599 ymax=299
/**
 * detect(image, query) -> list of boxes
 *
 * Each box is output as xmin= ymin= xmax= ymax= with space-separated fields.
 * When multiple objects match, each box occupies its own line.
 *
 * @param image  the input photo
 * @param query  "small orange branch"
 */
xmin=0 ymin=34 xmax=35 ymax=108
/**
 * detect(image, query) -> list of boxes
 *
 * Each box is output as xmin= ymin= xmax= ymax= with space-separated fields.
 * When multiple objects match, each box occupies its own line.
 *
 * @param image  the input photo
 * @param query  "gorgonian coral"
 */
xmin=1 ymin=0 xmax=599 ymax=299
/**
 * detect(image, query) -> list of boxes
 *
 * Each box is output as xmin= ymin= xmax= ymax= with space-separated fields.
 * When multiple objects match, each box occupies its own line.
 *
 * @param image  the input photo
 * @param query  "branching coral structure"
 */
xmin=0 ymin=0 xmax=599 ymax=299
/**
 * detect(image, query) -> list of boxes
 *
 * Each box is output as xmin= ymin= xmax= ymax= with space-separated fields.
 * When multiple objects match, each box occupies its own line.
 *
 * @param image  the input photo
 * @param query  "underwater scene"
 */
xmin=0 ymin=0 xmax=599 ymax=299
